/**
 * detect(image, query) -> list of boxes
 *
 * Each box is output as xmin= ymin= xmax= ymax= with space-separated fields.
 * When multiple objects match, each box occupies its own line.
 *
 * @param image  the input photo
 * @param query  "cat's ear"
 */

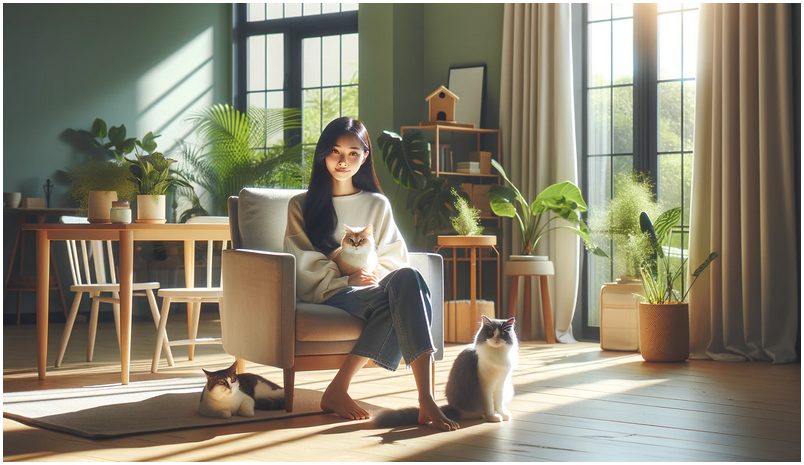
xmin=364 ymin=224 xmax=373 ymax=235
xmin=505 ymin=317 xmax=516 ymax=327
xmin=228 ymin=360 xmax=239 ymax=373
xmin=202 ymin=368 xmax=211 ymax=376
xmin=481 ymin=315 xmax=493 ymax=325
xmin=344 ymin=224 xmax=355 ymax=233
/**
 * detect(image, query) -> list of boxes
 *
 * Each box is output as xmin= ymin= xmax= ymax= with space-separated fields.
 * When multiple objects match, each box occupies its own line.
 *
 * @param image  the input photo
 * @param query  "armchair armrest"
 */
xmin=220 ymin=249 xmax=296 ymax=368
xmin=408 ymin=253 xmax=445 ymax=361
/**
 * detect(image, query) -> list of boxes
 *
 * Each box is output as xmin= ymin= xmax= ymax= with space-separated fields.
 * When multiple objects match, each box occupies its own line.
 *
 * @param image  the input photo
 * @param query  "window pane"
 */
xmin=587 ymin=88 xmax=611 ymax=155
xmin=303 ymin=3 xmax=321 ymax=16
xmin=247 ymin=91 xmax=265 ymax=110
xmin=612 ymin=155 xmax=633 ymax=187
xmin=322 ymin=87 xmax=340 ymax=123
xmin=587 ymin=22 xmax=612 ymax=87
xmin=587 ymin=251 xmax=610 ymax=327
xmin=322 ymin=4 xmax=340 ymax=14
xmin=342 ymin=85 xmax=359 ymax=118
xmin=683 ymin=81 xmax=695 ymax=151
xmin=267 ymin=34 xmax=284 ymax=90
xmin=682 ymin=152 xmax=693 ymax=226
xmin=612 ymin=86 xmax=633 ymax=154
xmin=683 ymin=10 xmax=699 ymax=79
xmin=302 ymin=38 xmax=321 ymax=88
xmin=267 ymin=91 xmax=284 ymax=109
xmin=266 ymin=4 xmax=282 ymax=20
xmin=658 ymin=12 xmax=682 ymax=80
xmin=612 ymin=3 xmax=633 ymax=19
xmin=284 ymin=3 xmax=302 ymax=18
xmin=247 ymin=3 xmax=265 ymax=22
xmin=341 ymin=33 xmax=359 ymax=85
xmin=587 ymin=3 xmax=610 ymax=21
xmin=247 ymin=36 xmax=266 ymax=90
xmin=658 ymin=2 xmax=683 ymax=13
xmin=658 ymin=81 xmax=682 ymax=152
xmin=303 ymin=89 xmax=321 ymax=144
xmin=657 ymin=153 xmax=682 ymax=213
xmin=612 ymin=19 xmax=633 ymax=85
xmin=587 ymin=156 xmax=612 ymax=212
xmin=321 ymin=35 xmax=340 ymax=87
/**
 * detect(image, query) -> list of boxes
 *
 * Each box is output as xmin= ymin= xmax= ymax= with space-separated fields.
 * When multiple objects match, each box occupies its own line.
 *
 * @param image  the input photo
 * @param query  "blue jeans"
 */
xmin=323 ymin=267 xmax=435 ymax=371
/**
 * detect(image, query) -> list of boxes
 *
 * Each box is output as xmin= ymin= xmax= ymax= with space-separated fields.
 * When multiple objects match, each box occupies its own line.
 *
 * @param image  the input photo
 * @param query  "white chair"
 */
xmin=151 ymin=216 xmax=228 ymax=372
xmin=55 ymin=216 xmax=174 ymax=368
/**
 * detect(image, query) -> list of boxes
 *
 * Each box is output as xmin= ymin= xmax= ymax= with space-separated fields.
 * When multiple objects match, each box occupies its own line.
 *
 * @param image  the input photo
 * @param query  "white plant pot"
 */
xmin=136 ymin=194 xmax=167 ymax=224
xmin=87 ymin=191 xmax=118 ymax=224
xmin=506 ymin=254 xmax=554 ymax=275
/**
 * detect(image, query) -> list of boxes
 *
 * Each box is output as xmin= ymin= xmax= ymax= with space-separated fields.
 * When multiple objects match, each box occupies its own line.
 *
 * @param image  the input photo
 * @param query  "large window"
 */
xmin=582 ymin=3 xmax=698 ymax=337
xmin=234 ymin=3 xmax=359 ymax=181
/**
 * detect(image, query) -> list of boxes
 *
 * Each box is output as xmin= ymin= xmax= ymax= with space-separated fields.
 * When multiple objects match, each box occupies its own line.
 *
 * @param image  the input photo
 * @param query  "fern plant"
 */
xmin=176 ymin=104 xmax=306 ymax=217
xmin=450 ymin=188 xmax=484 ymax=236
xmin=638 ymin=208 xmax=718 ymax=304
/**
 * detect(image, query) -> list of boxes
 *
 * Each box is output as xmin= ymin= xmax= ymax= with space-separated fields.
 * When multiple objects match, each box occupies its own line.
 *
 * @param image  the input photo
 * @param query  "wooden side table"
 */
xmin=4 ymin=207 xmax=82 ymax=323
xmin=435 ymin=235 xmax=500 ymax=342
xmin=505 ymin=256 xmax=555 ymax=343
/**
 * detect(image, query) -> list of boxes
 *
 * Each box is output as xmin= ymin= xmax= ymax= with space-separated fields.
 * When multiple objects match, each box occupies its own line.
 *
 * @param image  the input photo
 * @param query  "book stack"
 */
xmin=456 ymin=161 xmax=480 ymax=174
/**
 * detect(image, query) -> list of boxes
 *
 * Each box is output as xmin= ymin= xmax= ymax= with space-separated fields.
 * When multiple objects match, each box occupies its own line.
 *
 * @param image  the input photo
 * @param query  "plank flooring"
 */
xmin=3 ymin=312 xmax=801 ymax=461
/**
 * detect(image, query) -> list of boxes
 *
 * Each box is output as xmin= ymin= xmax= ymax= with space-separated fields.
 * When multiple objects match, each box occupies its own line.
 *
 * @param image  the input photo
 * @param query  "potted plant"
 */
xmin=175 ymin=104 xmax=304 ymax=220
xmin=449 ymin=187 xmax=484 ymax=236
xmin=636 ymin=208 xmax=718 ymax=362
xmin=60 ymin=118 xmax=141 ymax=223
xmin=377 ymin=130 xmax=460 ymax=248
xmin=127 ymin=135 xmax=191 ymax=223
xmin=488 ymin=159 xmax=607 ymax=259
xmin=590 ymin=172 xmax=662 ymax=282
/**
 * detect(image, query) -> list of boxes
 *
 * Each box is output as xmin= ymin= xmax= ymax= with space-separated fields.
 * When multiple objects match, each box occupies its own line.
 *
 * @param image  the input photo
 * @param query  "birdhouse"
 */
xmin=425 ymin=85 xmax=459 ymax=123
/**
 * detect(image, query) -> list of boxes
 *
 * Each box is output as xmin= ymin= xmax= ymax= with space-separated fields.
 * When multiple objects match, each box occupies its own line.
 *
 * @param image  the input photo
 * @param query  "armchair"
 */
xmin=221 ymin=188 xmax=444 ymax=412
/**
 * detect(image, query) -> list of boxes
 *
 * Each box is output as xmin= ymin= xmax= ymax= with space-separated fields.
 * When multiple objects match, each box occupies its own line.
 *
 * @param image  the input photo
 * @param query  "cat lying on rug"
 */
xmin=375 ymin=315 xmax=519 ymax=427
xmin=197 ymin=361 xmax=285 ymax=418
xmin=329 ymin=224 xmax=378 ymax=276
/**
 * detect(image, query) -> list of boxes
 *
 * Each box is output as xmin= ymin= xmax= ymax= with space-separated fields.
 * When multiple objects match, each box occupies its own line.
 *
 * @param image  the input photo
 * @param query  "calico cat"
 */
xmin=374 ymin=316 xmax=518 ymax=427
xmin=330 ymin=224 xmax=378 ymax=276
xmin=197 ymin=361 xmax=285 ymax=418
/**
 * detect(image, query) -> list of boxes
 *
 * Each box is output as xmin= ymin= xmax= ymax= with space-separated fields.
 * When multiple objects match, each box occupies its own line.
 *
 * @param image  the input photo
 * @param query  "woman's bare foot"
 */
xmin=418 ymin=396 xmax=460 ymax=431
xmin=320 ymin=384 xmax=370 ymax=420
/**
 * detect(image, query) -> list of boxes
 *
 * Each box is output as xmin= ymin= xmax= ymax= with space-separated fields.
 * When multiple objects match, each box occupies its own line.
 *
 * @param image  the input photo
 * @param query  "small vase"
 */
xmin=638 ymin=302 xmax=689 ymax=362
xmin=136 ymin=194 xmax=167 ymax=224
xmin=87 ymin=191 xmax=118 ymax=224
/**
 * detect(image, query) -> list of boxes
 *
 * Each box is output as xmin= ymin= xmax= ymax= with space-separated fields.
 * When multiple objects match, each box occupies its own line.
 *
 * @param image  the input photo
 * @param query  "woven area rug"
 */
xmin=3 ymin=377 xmax=328 ymax=439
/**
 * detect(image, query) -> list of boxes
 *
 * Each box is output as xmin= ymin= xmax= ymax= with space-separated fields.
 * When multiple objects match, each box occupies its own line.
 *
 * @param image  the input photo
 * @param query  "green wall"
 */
xmin=3 ymin=3 xmax=232 ymax=205
xmin=359 ymin=3 xmax=504 ymax=249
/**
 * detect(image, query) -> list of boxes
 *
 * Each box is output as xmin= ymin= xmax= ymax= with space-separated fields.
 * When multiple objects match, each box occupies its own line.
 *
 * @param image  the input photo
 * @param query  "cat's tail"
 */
xmin=373 ymin=405 xmax=459 ymax=428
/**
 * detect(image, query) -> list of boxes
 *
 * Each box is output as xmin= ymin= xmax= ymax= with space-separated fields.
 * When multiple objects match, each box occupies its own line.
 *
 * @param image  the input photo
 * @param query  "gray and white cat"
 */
xmin=375 ymin=316 xmax=518 ymax=426
xmin=197 ymin=361 xmax=285 ymax=418
xmin=330 ymin=224 xmax=378 ymax=276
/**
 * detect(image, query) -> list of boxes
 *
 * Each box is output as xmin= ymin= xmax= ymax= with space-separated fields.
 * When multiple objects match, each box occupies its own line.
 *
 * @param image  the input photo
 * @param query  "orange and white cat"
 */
xmin=329 ymin=224 xmax=378 ymax=276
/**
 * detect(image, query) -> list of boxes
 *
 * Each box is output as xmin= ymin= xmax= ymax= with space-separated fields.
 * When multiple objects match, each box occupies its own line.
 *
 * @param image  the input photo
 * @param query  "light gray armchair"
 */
xmin=221 ymin=188 xmax=444 ymax=411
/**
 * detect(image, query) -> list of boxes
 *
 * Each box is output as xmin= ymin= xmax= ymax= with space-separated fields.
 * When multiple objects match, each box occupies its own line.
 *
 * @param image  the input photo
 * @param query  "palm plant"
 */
xmin=176 ymin=104 xmax=306 ymax=218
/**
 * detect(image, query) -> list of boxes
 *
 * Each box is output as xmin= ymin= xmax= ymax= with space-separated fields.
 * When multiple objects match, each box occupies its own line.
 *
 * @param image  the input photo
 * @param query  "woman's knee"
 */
xmin=389 ymin=267 xmax=425 ymax=288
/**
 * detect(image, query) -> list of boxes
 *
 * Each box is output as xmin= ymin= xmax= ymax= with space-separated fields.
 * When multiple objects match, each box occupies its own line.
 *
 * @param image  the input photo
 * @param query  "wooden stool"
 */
xmin=505 ymin=257 xmax=555 ymax=343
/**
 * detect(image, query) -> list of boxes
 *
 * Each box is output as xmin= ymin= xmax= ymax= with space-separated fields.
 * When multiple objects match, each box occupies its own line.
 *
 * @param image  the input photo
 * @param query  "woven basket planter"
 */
xmin=638 ymin=302 xmax=689 ymax=362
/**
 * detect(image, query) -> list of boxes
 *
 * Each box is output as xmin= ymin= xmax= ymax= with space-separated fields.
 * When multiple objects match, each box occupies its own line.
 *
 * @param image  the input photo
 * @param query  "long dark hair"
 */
xmin=303 ymin=117 xmax=382 ymax=255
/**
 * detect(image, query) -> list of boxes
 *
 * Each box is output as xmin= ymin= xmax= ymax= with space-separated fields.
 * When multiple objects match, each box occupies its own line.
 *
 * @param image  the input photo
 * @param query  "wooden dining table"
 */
xmin=23 ymin=222 xmax=231 ymax=384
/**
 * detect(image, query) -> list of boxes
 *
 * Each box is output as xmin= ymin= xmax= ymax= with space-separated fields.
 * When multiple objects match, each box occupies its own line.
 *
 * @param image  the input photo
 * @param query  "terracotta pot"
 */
xmin=136 ymin=194 xmax=167 ymax=224
xmin=638 ymin=302 xmax=689 ymax=362
xmin=87 ymin=191 xmax=118 ymax=224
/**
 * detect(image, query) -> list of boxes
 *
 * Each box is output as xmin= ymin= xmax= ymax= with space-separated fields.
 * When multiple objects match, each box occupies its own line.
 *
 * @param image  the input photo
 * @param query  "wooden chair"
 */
xmin=150 ymin=216 xmax=228 ymax=373
xmin=55 ymin=216 xmax=174 ymax=368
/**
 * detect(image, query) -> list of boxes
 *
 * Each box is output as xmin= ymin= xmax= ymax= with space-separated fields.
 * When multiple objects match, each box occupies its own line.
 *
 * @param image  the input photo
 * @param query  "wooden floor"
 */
xmin=3 ymin=313 xmax=801 ymax=462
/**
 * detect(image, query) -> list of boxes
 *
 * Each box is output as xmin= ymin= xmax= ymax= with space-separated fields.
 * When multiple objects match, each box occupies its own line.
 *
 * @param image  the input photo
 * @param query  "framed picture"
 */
xmin=448 ymin=64 xmax=486 ymax=128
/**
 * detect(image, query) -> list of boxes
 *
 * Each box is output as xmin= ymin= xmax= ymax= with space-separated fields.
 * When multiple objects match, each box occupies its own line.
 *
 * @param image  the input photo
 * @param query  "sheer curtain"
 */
xmin=500 ymin=4 xmax=580 ymax=342
xmin=689 ymin=3 xmax=799 ymax=362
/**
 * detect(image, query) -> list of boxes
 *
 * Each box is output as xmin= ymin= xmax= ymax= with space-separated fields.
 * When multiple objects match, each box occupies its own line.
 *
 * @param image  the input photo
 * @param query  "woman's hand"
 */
xmin=348 ymin=269 xmax=378 ymax=286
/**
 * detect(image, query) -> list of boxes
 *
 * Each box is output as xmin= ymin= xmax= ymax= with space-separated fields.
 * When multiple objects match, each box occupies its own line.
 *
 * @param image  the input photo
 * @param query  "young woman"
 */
xmin=284 ymin=116 xmax=459 ymax=431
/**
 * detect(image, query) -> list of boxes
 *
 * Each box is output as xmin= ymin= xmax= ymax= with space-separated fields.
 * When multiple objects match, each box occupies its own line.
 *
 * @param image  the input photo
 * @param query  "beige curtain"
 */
xmin=689 ymin=4 xmax=798 ymax=362
xmin=500 ymin=4 xmax=579 ymax=342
